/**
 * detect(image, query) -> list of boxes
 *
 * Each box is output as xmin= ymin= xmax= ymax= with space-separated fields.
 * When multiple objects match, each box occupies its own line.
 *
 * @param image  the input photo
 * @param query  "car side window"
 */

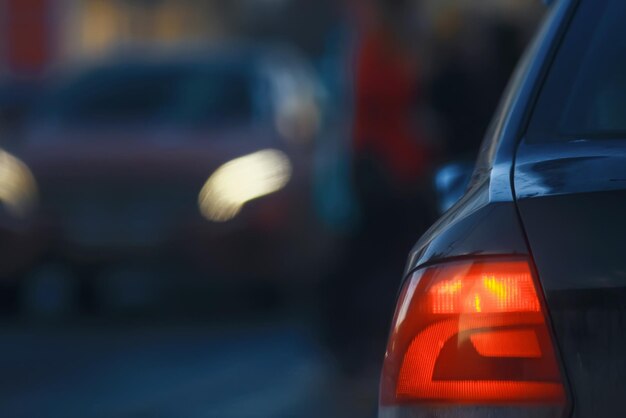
xmin=527 ymin=0 xmax=626 ymax=142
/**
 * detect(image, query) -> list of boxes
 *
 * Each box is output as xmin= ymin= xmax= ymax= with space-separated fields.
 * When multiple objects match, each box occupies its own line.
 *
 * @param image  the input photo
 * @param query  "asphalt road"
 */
xmin=0 ymin=319 xmax=371 ymax=418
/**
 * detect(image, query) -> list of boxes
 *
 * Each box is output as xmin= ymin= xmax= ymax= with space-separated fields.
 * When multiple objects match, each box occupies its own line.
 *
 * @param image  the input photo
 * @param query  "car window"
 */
xmin=527 ymin=0 xmax=626 ymax=142
xmin=34 ymin=63 xmax=254 ymax=129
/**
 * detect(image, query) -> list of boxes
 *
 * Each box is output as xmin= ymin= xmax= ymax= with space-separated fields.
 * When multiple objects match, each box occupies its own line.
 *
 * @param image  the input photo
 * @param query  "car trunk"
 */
xmin=515 ymin=142 xmax=626 ymax=418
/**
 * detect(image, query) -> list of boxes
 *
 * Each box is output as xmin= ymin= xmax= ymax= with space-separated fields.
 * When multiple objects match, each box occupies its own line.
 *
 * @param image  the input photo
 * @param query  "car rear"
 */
xmin=380 ymin=0 xmax=626 ymax=416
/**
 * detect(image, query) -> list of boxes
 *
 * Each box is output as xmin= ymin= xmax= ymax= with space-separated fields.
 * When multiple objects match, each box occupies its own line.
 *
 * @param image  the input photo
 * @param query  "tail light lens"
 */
xmin=380 ymin=259 xmax=567 ymax=417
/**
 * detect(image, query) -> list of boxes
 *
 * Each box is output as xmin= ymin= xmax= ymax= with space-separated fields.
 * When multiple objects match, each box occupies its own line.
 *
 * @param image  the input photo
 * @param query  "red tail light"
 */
xmin=380 ymin=259 xmax=567 ymax=416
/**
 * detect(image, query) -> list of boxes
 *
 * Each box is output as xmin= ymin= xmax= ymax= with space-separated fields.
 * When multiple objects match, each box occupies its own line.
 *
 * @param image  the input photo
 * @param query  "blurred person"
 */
xmin=313 ymin=25 xmax=359 ymax=233
xmin=353 ymin=0 xmax=431 ymax=185
xmin=324 ymin=0 xmax=436 ymax=377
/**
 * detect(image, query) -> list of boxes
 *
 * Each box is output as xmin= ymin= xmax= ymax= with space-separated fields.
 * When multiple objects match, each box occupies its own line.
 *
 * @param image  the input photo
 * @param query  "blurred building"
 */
xmin=58 ymin=0 xmax=231 ymax=59
xmin=0 ymin=0 xmax=236 ymax=76
xmin=0 ymin=0 xmax=339 ymax=78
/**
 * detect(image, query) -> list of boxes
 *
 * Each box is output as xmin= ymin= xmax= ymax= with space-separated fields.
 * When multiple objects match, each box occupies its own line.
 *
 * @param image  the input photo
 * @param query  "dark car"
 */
xmin=379 ymin=0 xmax=626 ymax=417
xmin=0 ymin=46 xmax=333 ymax=313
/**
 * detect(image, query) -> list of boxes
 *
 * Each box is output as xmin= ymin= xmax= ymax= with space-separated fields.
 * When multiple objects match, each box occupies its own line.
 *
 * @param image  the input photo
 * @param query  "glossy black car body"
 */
xmin=385 ymin=0 xmax=626 ymax=416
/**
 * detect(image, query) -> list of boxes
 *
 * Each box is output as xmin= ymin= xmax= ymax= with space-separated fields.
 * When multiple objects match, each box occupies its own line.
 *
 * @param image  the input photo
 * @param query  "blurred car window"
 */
xmin=528 ymin=0 xmax=626 ymax=141
xmin=33 ymin=63 xmax=254 ymax=130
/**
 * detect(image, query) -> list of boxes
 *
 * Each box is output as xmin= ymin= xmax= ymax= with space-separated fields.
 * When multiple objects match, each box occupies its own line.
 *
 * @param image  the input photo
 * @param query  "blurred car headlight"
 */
xmin=0 ymin=149 xmax=37 ymax=218
xmin=198 ymin=149 xmax=292 ymax=222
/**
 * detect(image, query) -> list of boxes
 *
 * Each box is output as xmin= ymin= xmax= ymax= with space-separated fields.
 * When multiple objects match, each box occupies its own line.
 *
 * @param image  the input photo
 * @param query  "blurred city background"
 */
xmin=0 ymin=0 xmax=543 ymax=417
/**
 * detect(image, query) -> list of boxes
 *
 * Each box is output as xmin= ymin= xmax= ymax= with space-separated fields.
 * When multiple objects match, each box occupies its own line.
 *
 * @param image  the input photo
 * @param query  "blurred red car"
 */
xmin=0 ymin=46 xmax=334 ymax=312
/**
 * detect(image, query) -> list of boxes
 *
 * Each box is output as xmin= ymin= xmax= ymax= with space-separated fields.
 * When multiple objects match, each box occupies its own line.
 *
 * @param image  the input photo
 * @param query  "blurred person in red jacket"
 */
xmin=352 ymin=0 xmax=430 ymax=189
xmin=351 ymin=0 xmax=435 ymax=259
xmin=349 ymin=0 xmax=435 ymax=233
xmin=325 ymin=0 xmax=436 ymax=375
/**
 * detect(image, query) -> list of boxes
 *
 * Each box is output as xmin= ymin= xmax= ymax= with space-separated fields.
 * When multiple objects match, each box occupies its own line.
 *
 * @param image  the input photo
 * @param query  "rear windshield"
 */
xmin=527 ymin=0 xmax=626 ymax=142
xmin=34 ymin=63 xmax=254 ymax=129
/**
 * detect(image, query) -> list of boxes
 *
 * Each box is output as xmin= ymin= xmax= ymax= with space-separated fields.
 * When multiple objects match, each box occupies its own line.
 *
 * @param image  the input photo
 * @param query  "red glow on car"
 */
xmin=381 ymin=260 xmax=566 ymax=406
